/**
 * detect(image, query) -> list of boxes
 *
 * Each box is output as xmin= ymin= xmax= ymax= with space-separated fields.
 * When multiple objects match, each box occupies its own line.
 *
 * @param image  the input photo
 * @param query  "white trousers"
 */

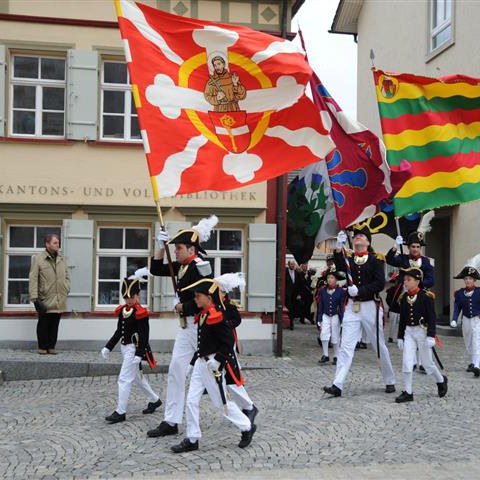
xmin=462 ymin=317 xmax=472 ymax=354
xmin=388 ymin=311 xmax=400 ymax=340
xmin=333 ymin=300 xmax=395 ymax=390
xmin=320 ymin=314 xmax=340 ymax=344
xmin=164 ymin=320 xmax=197 ymax=425
xmin=185 ymin=359 xmax=251 ymax=441
xmin=116 ymin=344 xmax=159 ymax=415
xmin=463 ymin=316 xmax=480 ymax=365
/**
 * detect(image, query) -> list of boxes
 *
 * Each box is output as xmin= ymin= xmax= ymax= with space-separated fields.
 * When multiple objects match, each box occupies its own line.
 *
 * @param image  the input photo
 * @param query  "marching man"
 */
xmin=102 ymin=277 xmax=161 ymax=424
xmin=451 ymin=256 xmax=480 ymax=377
xmin=171 ymin=278 xmax=256 ymax=452
xmin=317 ymin=269 xmax=345 ymax=365
xmin=395 ymin=267 xmax=448 ymax=403
xmin=145 ymin=216 xmax=217 ymax=437
xmin=323 ymin=227 xmax=396 ymax=397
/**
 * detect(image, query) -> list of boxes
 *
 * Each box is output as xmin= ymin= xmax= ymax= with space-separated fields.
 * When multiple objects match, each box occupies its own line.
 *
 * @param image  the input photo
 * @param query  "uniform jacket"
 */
xmin=192 ymin=306 xmax=243 ymax=386
xmin=29 ymin=250 xmax=70 ymax=313
xmin=334 ymin=251 xmax=385 ymax=301
xmin=317 ymin=287 xmax=345 ymax=321
xmin=105 ymin=303 xmax=150 ymax=358
xmin=398 ymin=289 xmax=436 ymax=340
xmin=223 ymin=298 xmax=242 ymax=353
xmin=386 ymin=249 xmax=435 ymax=289
xmin=150 ymin=255 xmax=212 ymax=317
xmin=452 ymin=287 xmax=480 ymax=321
xmin=386 ymin=283 xmax=403 ymax=314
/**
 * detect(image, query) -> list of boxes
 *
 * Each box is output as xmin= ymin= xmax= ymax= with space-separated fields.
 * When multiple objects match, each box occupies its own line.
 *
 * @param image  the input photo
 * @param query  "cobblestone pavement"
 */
xmin=1 ymin=325 xmax=479 ymax=479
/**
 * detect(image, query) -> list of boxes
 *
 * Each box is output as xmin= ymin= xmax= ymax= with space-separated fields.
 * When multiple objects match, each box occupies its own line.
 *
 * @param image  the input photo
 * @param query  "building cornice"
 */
xmin=329 ymin=0 xmax=364 ymax=37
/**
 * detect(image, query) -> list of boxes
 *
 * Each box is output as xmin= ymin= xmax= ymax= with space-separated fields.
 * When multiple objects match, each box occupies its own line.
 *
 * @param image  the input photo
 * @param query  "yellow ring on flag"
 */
xmin=179 ymin=51 xmax=273 ymax=151
xmin=396 ymin=165 xmax=480 ymax=197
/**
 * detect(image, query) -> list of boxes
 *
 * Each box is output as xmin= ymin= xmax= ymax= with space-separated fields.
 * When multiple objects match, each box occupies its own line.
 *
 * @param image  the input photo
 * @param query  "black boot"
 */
xmin=242 ymin=405 xmax=259 ymax=424
xmin=147 ymin=421 xmax=178 ymax=437
xmin=467 ymin=363 xmax=474 ymax=372
xmin=142 ymin=398 xmax=162 ymax=414
xmin=323 ymin=384 xmax=342 ymax=397
xmin=238 ymin=424 xmax=257 ymax=448
xmin=318 ymin=355 xmax=329 ymax=364
xmin=332 ymin=357 xmax=337 ymax=366
xmin=395 ymin=391 xmax=414 ymax=403
xmin=105 ymin=411 xmax=126 ymax=423
xmin=388 ymin=337 xmax=393 ymax=343
xmin=171 ymin=438 xmax=199 ymax=453
xmin=418 ymin=365 xmax=427 ymax=374
xmin=299 ymin=318 xmax=306 ymax=324
xmin=437 ymin=375 xmax=448 ymax=398
xmin=473 ymin=367 xmax=480 ymax=378
xmin=385 ymin=385 xmax=396 ymax=394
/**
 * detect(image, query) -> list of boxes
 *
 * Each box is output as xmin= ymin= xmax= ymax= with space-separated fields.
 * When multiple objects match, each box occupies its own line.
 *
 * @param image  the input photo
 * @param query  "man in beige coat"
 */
xmin=29 ymin=234 xmax=70 ymax=354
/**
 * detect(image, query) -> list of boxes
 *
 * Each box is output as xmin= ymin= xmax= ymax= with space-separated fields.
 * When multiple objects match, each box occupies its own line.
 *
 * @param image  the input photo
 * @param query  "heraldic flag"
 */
xmin=310 ymin=72 xmax=411 ymax=229
xmin=374 ymin=69 xmax=480 ymax=216
xmin=114 ymin=0 xmax=334 ymax=197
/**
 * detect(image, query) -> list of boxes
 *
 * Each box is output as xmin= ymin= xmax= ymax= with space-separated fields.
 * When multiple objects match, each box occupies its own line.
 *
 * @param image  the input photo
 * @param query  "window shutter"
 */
xmin=247 ymin=223 xmax=276 ymax=312
xmin=62 ymin=219 xmax=94 ymax=312
xmin=0 ymin=217 xmax=3 ymax=310
xmin=0 ymin=45 xmax=6 ymax=137
xmin=66 ymin=49 xmax=98 ymax=140
xmin=152 ymin=221 xmax=191 ymax=312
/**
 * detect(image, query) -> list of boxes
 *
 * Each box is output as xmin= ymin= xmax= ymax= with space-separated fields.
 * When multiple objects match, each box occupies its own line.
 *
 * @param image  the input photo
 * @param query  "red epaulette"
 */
xmin=206 ymin=306 xmax=223 ymax=325
xmin=115 ymin=304 xmax=126 ymax=315
xmin=135 ymin=304 xmax=149 ymax=320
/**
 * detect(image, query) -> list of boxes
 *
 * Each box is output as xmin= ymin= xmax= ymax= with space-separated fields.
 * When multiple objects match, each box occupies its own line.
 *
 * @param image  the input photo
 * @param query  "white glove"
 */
xmin=397 ymin=339 xmax=404 ymax=351
xmin=426 ymin=336 xmax=436 ymax=348
xmin=133 ymin=355 xmax=142 ymax=363
xmin=348 ymin=285 xmax=359 ymax=297
xmin=133 ymin=267 xmax=150 ymax=280
xmin=207 ymin=358 xmax=221 ymax=372
xmin=155 ymin=230 xmax=170 ymax=248
xmin=450 ymin=320 xmax=457 ymax=328
xmin=394 ymin=235 xmax=404 ymax=248
xmin=101 ymin=347 xmax=110 ymax=359
xmin=336 ymin=230 xmax=347 ymax=249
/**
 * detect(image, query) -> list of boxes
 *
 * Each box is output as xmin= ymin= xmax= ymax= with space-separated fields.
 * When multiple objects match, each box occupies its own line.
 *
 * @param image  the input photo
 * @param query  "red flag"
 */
xmin=114 ymin=1 xmax=334 ymax=197
xmin=310 ymin=74 xmax=410 ymax=228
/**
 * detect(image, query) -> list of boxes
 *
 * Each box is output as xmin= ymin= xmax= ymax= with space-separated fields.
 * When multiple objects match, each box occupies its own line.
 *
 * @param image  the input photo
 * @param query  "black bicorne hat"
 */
xmin=121 ymin=277 xmax=141 ymax=298
xmin=324 ymin=268 xmax=345 ymax=281
xmin=405 ymin=231 xmax=426 ymax=246
xmin=352 ymin=225 xmax=372 ymax=244
xmin=400 ymin=267 xmax=424 ymax=282
xmin=168 ymin=229 xmax=207 ymax=255
xmin=181 ymin=278 xmax=223 ymax=307
xmin=454 ymin=266 xmax=480 ymax=280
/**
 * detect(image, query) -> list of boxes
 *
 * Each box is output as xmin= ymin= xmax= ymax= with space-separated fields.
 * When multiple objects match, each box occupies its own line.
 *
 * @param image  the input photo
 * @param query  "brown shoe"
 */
xmin=47 ymin=349 xmax=57 ymax=355
xmin=38 ymin=349 xmax=48 ymax=355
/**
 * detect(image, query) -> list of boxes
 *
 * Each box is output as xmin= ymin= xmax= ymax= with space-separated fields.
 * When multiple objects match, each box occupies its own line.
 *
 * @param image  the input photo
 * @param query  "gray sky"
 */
xmin=292 ymin=0 xmax=358 ymax=119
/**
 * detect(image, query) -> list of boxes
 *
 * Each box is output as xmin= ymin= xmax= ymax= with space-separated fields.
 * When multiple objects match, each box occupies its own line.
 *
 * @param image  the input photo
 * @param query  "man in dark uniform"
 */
xmin=146 ymin=216 xmax=217 ymax=437
xmin=323 ymin=227 xmax=396 ymax=397
xmin=285 ymin=260 xmax=301 ymax=330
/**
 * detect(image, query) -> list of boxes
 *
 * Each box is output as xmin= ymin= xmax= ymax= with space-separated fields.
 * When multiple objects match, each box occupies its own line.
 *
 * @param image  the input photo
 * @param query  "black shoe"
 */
xmin=437 ymin=375 xmax=448 ymax=398
xmin=323 ymin=385 xmax=342 ymax=397
xmin=171 ymin=438 xmax=199 ymax=453
xmin=242 ymin=405 xmax=259 ymax=425
xmin=418 ymin=365 xmax=427 ymax=374
xmin=299 ymin=318 xmax=306 ymax=324
xmin=385 ymin=384 xmax=396 ymax=394
xmin=357 ymin=342 xmax=367 ymax=350
xmin=147 ymin=421 xmax=178 ymax=437
xmin=309 ymin=318 xmax=315 ymax=325
xmin=238 ymin=424 xmax=257 ymax=448
xmin=318 ymin=355 xmax=330 ymax=364
xmin=467 ymin=363 xmax=474 ymax=373
xmin=388 ymin=337 xmax=393 ymax=343
xmin=413 ymin=364 xmax=417 ymax=371
xmin=332 ymin=357 xmax=337 ymax=366
xmin=142 ymin=398 xmax=162 ymax=414
xmin=395 ymin=391 xmax=414 ymax=403
xmin=105 ymin=411 xmax=126 ymax=424
xmin=289 ymin=320 xmax=294 ymax=331
xmin=473 ymin=367 xmax=480 ymax=378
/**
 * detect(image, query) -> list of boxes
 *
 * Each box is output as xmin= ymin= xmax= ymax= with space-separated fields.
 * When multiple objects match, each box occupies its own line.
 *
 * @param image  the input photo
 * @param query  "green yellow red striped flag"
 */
xmin=373 ymin=69 xmax=480 ymax=216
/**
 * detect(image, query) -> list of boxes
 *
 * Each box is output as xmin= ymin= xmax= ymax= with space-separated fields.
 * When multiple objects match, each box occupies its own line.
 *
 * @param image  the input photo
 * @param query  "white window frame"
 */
xmin=4 ymin=224 xmax=62 ymax=309
xmin=100 ymin=60 xmax=141 ymax=143
xmin=204 ymin=228 xmax=245 ymax=307
xmin=9 ymin=54 xmax=66 ymax=138
xmin=427 ymin=0 xmax=455 ymax=61
xmin=95 ymin=226 xmax=151 ymax=310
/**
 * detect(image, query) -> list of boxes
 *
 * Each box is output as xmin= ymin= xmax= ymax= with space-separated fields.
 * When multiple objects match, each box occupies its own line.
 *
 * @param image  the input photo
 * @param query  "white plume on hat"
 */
xmin=215 ymin=272 xmax=246 ymax=293
xmin=465 ymin=253 xmax=480 ymax=271
xmin=417 ymin=210 xmax=435 ymax=235
xmin=192 ymin=215 xmax=219 ymax=242
xmin=129 ymin=266 xmax=150 ymax=282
